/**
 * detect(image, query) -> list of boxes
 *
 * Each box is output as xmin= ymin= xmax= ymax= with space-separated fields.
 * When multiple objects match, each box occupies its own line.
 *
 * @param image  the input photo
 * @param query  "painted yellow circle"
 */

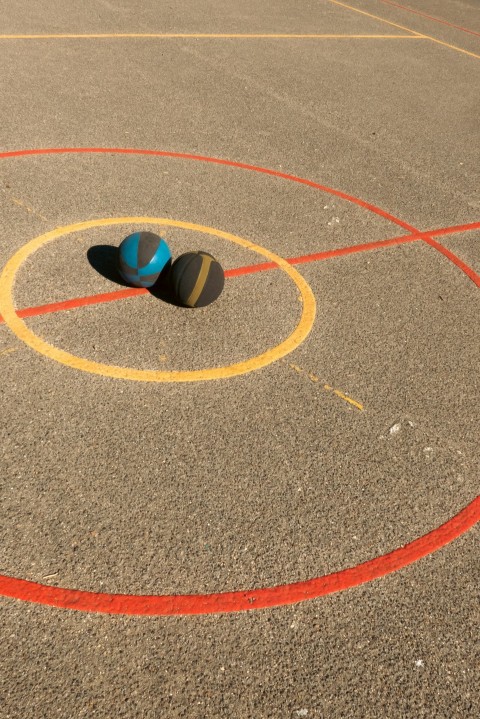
xmin=0 ymin=217 xmax=316 ymax=382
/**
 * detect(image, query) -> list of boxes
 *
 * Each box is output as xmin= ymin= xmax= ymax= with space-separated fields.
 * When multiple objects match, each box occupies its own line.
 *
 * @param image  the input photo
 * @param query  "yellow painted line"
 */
xmin=327 ymin=0 xmax=424 ymax=36
xmin=0 ymin=347 xmax=18 ymax=357
xmin=332 ymin=389 xmax=364 ymax=411
xmin=285 ymin=361 xmax=364 ymax=410
xmin=418 ymin=33 xmax=480 ymax=60
xmin=328 ymin=0 xmax=480 ymax=59
xmin=289 ymin=363 xmax=304 ymax=374
xmin=0 ymin=32 xmax=428 ymax=40
xmin=11 ymin=196 xmax=48 ymax=221
xmin=0 ymin=217 xmax=316 ymax=383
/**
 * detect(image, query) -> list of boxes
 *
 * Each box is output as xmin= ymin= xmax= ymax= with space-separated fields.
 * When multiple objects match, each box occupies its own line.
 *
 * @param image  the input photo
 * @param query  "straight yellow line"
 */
xmin=286 ymin=362 xmax=364 ymax=411
xmin=327 ymin=0 xmax=480 ymax=59
xmin=289 ymin=363 xmax=304 ymax=374
xmin=0 ymin=32 xmax=429 ymax=40
xmin=327 ymin=0 xmax=423 ymax=36
xmin=332 ymin=389 xmax=364 ymax=411
xmin=417 ymin=32 xmax=480 ymax=59
xmin=10 ymin=196 xmax=48 ymax=221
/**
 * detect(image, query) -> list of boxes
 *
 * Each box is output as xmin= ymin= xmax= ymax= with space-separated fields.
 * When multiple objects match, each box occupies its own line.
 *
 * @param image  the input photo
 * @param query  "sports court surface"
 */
xmin=0 ymin=1 xmax=479 ymax=717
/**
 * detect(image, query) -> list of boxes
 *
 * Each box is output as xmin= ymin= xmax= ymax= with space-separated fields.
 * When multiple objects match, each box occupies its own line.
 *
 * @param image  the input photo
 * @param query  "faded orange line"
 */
xmin=327 ymin=0 xmax=480 ymax=59
xmin=376 ymin=0 xmax=480 ymax=38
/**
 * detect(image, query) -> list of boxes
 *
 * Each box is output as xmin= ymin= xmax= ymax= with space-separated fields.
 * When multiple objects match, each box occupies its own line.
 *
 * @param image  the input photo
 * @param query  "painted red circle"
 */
xmin=0 ymin=147 xmax=478 ymax=615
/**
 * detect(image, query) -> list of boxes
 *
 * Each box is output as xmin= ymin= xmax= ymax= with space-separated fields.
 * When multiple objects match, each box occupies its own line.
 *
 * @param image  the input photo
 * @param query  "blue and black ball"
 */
xmin=170 ymin=251 xmax=224 ymax=308
xmin=118 ymin=231 xmax=171 ymax=288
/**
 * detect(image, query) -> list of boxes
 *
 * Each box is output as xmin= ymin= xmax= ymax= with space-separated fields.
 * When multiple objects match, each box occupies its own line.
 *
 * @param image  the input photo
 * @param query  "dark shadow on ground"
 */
xmin=87 ymin=245 xmax=130 ymax=286
xmin=87 ymin=246 xmax=182 ymax=306
xmin=149 ymin=261 xmax=183 ymax=307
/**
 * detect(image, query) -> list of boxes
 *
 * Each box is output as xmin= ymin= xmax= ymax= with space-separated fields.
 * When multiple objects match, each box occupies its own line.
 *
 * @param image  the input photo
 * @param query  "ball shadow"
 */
xmin=148 ymin=262 xmax=184 ymax=307
xmin=87 ymin=244 xmax=130 ymax=287
xmin=87 ymin=246 xmax=183 ymax=307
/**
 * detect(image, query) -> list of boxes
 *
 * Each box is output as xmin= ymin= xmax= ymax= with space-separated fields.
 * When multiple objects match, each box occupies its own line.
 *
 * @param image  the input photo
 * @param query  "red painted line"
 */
xmin=226 ymin=235 xmax=420 ymax=276
xmin=0 ymin=236 xmax=419 ymax=325
xmin=288 ymin=233 xmax=418 ymax=265
xmin=428 ymin=220 xmax=480 ymax=237
xmin=0 ymin=147 xmax=418 ymax=233
xmin=2 ymin=220 xmax=478 ymax=326
xmin=422 ymin=236 xmax=480 ymax=288
xmin=16 ymin=287 xmax=148 ymax=320
xmin=225 ymin=261 xmax=277 ymax=278
xmin=0 ymin=496 xmax=478 ymax=615
xmin=376 ymin=0 xmax=480 ymax=37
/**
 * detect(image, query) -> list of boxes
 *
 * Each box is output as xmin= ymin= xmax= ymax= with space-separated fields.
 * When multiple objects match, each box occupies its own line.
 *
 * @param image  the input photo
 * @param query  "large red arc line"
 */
xmin=0 ymin=147 xmax=478 ymax=615
xmin=0 ymin=497 xmax=478 ymax=615
xmin=422 ymin=236 xmax=480 ymax=288
xmin=2 ymin=149 xmax=477 ymax=285
xmin=0 ymin=147 xmax=418 ymax=233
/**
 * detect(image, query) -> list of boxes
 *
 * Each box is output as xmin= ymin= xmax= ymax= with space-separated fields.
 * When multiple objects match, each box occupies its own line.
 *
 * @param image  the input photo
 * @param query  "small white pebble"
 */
xmin=415 ymin=659 xmax=424 ymax=668
xmin=389 ymin=422 xmax=401 ymax=435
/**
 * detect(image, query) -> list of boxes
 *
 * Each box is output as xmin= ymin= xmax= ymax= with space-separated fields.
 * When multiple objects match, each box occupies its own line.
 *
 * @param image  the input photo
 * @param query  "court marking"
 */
xmin=0 ymin=498 xmax=478 ymax=615
xmin=9 ymin=195 xmax=48 ymax=222
xmin=1 ymin=220 xmax=477 ymax=326
xmin=327 ymin=0 xmax=425 ymax=36
xmin=0 ymin=147 xmax=478 ymax=614
xmin=328 ymin=387 xmax=364 ymax=410
xmin=328 ymin=0 xmax=480 ymax=59
xmin=376 ymin=0 xmax=480 ymax=38
xmin=0 ymin=33 xmax=427 ymax=40
xmin=0 ymin=347 xmax=18 ymax=357
xmin=0 ymin=234 xmax=418 ymax=324
xmin=286 ymin=361 xmax=364 ymax=410
xmin=0 ymin=218 xmax=316 ymax=383
xmin=421 ymin=236 xmax=480 ymax=288
xmin=0 ymin=147 xmax=429 ymax=233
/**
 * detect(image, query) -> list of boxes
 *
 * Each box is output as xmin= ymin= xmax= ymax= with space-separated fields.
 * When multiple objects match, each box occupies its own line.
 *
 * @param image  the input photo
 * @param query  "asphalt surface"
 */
xmin=0 ymin=1 xmax=479 ymax=717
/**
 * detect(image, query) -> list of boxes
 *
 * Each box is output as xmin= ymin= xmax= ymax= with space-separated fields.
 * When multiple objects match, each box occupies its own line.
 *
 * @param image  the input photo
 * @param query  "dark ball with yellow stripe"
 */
xmin=170 ymin=251 xmax=224 ymax=308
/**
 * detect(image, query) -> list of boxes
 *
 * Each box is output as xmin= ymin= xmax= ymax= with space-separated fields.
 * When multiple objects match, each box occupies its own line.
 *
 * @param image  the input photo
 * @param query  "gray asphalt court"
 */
xmin=0 ymin=1 xmax=479 ymax=717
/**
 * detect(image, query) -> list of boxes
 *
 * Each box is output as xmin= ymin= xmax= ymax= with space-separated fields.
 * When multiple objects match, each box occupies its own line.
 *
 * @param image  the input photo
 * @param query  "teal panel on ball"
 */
xmin=119 ymin=232 xmax=141 ymax=269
